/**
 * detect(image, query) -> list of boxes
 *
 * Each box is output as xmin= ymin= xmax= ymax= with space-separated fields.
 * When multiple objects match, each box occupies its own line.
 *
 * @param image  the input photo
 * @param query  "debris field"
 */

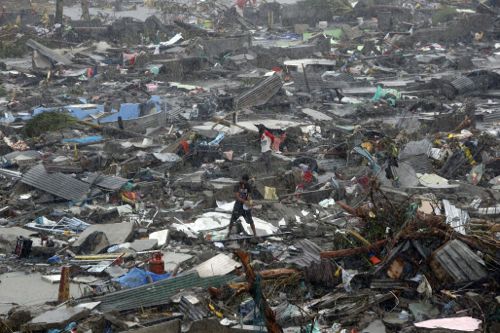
xmin=0 ymin=0 xmax=499 ymax=333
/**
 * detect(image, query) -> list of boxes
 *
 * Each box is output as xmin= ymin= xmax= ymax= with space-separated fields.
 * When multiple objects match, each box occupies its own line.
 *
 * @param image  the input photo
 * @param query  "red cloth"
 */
xmin=179 ymin=140 xmax=190 ymax=154
xmin=236 ymin=0 xmax=256 ymax=9
xmin=303 ymin=170 xmax=313 ymax=183
xmin=272 ymin=133 xmax=286 ymax=151
xmin=262 ymin=129 xmax=275 ymax=143
xmin=236 ymin=0 xmax=246 ymax=9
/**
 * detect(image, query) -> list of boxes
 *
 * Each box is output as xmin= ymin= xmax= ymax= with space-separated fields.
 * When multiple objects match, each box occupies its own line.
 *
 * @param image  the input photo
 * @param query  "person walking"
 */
xmin=227 ymin=174 xmax=257 ymax=238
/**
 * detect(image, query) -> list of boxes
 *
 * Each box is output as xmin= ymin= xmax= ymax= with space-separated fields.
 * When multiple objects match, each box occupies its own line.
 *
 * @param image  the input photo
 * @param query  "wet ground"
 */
xmin=0 ymin=272 xmax=84 ymax=314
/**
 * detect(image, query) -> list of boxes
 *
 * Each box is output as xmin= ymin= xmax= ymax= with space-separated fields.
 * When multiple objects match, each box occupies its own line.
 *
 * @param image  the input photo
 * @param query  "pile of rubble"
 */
xmin=1 ymin=0 xmax=499 ymax=332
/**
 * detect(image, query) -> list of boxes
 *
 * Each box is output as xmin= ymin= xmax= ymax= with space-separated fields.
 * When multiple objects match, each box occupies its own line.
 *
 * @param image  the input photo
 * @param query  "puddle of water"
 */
xmin=0 ymin=271 xmax=85 ymax=315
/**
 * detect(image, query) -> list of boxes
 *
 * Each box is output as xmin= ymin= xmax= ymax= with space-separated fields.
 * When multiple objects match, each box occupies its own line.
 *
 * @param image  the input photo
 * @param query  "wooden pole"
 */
xmin=320 ymin=240 xmax=388 ymax=259
xmin=57 ymin=265 xmax=70 ymax=303
xmin=81 ymin=0 xmax=90 ymax=21
xmin=235 ymin=250 xmax=283 ymax=333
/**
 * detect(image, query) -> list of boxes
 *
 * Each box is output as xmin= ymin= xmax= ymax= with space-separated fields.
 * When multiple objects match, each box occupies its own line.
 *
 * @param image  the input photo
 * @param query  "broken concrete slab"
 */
xmin=22 ymin=306 xmax=89 ymax=331
xmin=162 ymin=252 xmax=194 ymax=272
xmin=301 ymin=108 xmax=333 ymax=121
xmin=129 ymin=239 xmax=158 ymax=252
xmin=0 ymin=227 xmax=34 ymax=253
xmin=72 ymin=222 xmax=134 ymax=254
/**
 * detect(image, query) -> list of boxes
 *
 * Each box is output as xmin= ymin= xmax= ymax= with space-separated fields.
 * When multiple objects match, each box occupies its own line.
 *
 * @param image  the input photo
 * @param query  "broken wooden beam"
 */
xmin=235 ymin=250 xmax=283 ymax=333
xmin=320 ymin=239 xmax=388 ymax=259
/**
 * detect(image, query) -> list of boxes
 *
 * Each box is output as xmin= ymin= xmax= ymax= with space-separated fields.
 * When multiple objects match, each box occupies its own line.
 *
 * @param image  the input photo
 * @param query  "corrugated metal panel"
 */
xmin=2 ymin=150 xmax=41 ymax=163
xmin=450 ymin=76 xmax=476 ymax=94
xmin=85 ymin=272 xmax=235 ymax=312
xmin=477 ymin=205 xmax=500 ymax=215
xmin=234 ymin=74 xmax=283 ymax=109
xmin=179 ymin=296 xmax=206 ymax=321
xmin=285 ymin=239 xmax=321 ymax=268
xmin=43 ymin=163 xmax=83 ymax=174
xmin=443 ymin=199 xmax=469 ymax=235
xmin=292 ymin=72 xmax=351 ymax=91
xmin=0 ymin=168 xmax=22 ymax=178
xmin=433 ymin=240 xmax=487 ymax=283
xmin=21 ymin=164 xmax=91 ymax=201
xmin=84 ymin=173 xmax=129 ymax=191
xmin=482 ymin=110 xmax=500 ymax=122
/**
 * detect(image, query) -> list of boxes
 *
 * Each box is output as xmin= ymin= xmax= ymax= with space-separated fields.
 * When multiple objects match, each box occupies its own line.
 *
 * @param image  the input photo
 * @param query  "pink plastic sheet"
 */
xmin=414 ymin=317 xmax=481 ymax=331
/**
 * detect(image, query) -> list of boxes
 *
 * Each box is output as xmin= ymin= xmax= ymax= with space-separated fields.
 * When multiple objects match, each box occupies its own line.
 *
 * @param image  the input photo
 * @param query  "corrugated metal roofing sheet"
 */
xmin=85 ymin=272 xmax=235 ymax=312
xmin=433 ymin=239 xmax=487 ymax=283
xmin=483 ymin=110 xmax=500 ymax=122
xmin=0 ymin=168 xmax=22 ymax=178
xmin=234 ymin=74 xmax=283 ymax=109
xmin=450 ymin=76 xmax=476 ymax=94
xmin=443 ymin=199 xmax=469 ymax=235
xmin=84 ymin=173 xmax=129 ymax=191
xmin=292 ymin=72 xmax=351 ymax=91
xmin=179 ymin=296 xmax=206 ymax=321
xmin=285 ymin=239 xmax=321 ymax=268
xmin=21 ymin=164 xmax=91 ymax=201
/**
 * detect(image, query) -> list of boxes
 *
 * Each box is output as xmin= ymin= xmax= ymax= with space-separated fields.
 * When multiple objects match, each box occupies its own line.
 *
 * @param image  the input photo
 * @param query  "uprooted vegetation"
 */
xmin=24 ymin=111 xmax=77 ymax=137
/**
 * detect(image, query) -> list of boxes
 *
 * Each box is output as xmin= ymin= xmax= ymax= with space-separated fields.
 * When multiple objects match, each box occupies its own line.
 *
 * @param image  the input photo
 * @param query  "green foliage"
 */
xmin=24 ymin=111 xmax=77 ymax=137
xmin=432 ymin=7 xmax=458 ymax=25
xmin=0 ymin=39 xmax=28 ymax=58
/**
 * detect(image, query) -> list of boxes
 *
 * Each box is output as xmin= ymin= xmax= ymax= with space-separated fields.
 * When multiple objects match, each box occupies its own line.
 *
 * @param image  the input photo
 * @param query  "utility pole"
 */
xmin=81 ymin=0 xmax=90 ymax=21
xmin=55 ymin=0 xmax=64 ymax=25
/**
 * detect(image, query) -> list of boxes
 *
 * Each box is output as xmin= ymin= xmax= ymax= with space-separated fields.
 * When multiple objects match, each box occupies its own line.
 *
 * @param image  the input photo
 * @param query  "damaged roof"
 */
xmin=85 ymin=272 xmax=235 ymax=312
xmin=285 ymin=239 xmax=321 ymax=268
xmin=83 ymin=173 xmax=129 ymax=191
xmin=21 ymin=164 xmax=92 ymax=201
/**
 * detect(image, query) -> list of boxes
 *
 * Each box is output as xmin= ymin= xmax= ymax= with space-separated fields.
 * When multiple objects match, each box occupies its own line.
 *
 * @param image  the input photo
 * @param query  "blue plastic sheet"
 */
xmin=113 ymin=268 xmax=170 ymax=289
xmin=47 ymin=255 xmax=62 ymax=264
xmin=62 ymin=136 xmax=103 ymax=145
xmin=31 ymin=96 xmax=163 ymax=123
xmin=208 ymin=132 xmax=225 ymax=146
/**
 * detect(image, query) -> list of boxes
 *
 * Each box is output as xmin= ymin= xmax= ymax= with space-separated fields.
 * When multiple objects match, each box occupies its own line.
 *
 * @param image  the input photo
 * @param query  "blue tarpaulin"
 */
xmin=114 ymin=268 xmax=170 ymax=289
xmin=30 ymin=96 xmax=163 ymax=123
xmin=62 ymin=136 xmax=103 ymax=145
xmin=99 ymin=103 xmax=140 ymax=123
xmin=208 ymin=132 xmax=225 ymax=146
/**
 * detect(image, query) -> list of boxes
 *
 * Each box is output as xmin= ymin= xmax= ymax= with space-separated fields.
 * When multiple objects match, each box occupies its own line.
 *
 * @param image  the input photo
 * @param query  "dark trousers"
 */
xmin=261 ymin=150 xmax=271 ymax=170
xmin=229 ymin=206 xmax=254 ymax=233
